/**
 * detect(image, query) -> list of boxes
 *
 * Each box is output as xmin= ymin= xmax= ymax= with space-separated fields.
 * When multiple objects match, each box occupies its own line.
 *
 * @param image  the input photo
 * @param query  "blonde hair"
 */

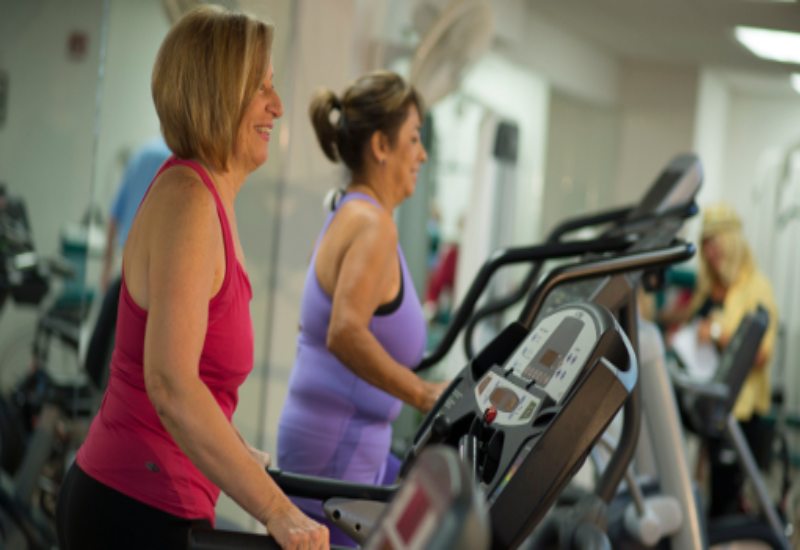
xmin=309 ymin=71 xmax=424 ymax=175
xmin=152 ymin=5 xmax=273 ymax=171
xmin=691 ymin=203 xmax=755 ymax=311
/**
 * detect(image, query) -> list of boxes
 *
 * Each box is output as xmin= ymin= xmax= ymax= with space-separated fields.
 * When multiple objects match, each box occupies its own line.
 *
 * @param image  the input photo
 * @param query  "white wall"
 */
xmin=692 ymin=70 xmax=730 ymax=206
xmin=496 ymin=0 xmax=620 ymax=106
xmin=541 ymin=90 xmax=621 ymax=234
xmin=723 ymin=92 xmax=800 ymax=231
xmin=615 ymin=59 xmax=699 ymax=204
xmin=0 ymin=0 xmax=103 ymax=257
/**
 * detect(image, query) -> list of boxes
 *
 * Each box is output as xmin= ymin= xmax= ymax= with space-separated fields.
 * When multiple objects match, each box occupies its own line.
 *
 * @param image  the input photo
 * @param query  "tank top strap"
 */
xmin=167 ymin=158 xmax=237 ymax=275
xmin=313 ymin=190 xmax=384 ymax=253
xmin=336 ymin=191 xmax=381 ymax=210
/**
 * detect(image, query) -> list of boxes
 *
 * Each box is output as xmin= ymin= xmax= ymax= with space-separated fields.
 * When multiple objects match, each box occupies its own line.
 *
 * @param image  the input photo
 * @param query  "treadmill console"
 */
xmin=405 ymin=302 xmax=637 ymax=548
xmin=365 ymin=446 xmax=489 ymax=550
xmin=473 ymin=308 xmax=598 ymax=427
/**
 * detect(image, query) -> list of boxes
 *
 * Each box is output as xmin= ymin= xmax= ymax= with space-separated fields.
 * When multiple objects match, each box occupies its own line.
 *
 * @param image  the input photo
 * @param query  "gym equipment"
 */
xmin=188 ymin=154 xmax=702 ymax=549
xmin=673 ymin=306 xmax=792 ymax=549
xmin=0 ymin=184 xmax=49 ymax=310
xmin=405 ymin=301 xmax=639 ymax=548
xmin=0 ymin=188 xmax=60 ymax=550
xmin=189 ymin=445 xmax=491 ymax=550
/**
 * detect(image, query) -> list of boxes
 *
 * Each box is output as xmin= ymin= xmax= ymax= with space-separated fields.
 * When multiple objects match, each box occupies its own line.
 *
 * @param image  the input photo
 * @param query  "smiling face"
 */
xmin=233 ymin=63 xmax=283 ymax=173
xmin=385 ymin=106 xmax=427 ymax=200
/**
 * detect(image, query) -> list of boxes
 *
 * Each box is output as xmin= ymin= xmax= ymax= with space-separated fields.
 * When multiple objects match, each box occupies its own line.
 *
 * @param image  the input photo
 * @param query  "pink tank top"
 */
xmin=77 ymin=157 xmax=254 ymax=522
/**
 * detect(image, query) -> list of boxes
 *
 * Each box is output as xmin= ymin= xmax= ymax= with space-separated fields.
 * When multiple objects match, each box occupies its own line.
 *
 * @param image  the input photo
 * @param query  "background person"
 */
xmin=277 ymin=71 xmax=449 ymax=546
xmin=100 ymin=135 xmax=172 ymax=292
xmin=670 ymin=202 xmax=778 ymax=517
xmin=55 ymin=6 xmax=327 ymax=549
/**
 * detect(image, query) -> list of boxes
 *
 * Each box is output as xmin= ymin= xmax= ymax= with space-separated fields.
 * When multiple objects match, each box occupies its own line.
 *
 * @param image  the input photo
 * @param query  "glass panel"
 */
xmin=0 ymin=0 xmax=106 ymax=387
xmin=0 ymin=0 xmax=107 ymax=539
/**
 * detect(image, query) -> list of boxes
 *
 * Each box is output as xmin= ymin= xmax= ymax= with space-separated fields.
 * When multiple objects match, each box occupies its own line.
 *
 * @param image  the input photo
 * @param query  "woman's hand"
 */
xmin=248 ymin=446 xmax=271 ymax=468
xmin=266 ymin=502 xmax=329 ymax=549
xmin=418 ymin=379 xmax=451 ymax=413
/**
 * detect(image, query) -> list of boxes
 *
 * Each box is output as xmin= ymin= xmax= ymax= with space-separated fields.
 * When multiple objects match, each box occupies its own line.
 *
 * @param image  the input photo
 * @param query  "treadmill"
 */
xmin=189 ymin=154 xmax=703 ymax=549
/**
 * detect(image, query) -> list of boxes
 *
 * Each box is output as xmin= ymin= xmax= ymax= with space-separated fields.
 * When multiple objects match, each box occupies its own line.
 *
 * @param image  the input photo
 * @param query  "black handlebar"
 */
xmin=519 ymin=241 xmax=695 ymax=330
xmin=267 ymin=468 xmax=397 ymax=502
xmin=416 ymin=236 xmax=631 ymax=372
xmin=188 ymin=528 xmax=281 ymax=550
xmin=419 ymin=201 xmax=699 ymax=371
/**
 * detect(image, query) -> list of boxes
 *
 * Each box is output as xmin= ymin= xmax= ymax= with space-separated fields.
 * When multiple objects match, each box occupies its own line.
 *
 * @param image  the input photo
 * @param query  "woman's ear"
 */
xmin=369 ymin=130 xmax=390 ymax=165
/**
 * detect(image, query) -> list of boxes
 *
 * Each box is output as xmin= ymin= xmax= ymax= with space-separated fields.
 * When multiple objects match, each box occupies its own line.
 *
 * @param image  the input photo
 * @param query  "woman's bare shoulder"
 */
xmin=145 ymin=167 xmax=217 ymax=229
xmin=335 ymin=199 xmax=397 ymax=244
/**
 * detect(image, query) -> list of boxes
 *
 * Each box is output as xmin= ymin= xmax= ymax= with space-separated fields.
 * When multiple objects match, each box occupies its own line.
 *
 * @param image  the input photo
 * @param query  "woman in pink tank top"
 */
xmin=55 ymin=6 xmax=328 ymax=550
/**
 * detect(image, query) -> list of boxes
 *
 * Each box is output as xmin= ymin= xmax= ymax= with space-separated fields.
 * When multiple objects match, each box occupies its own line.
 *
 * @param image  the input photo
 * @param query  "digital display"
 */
xmin=489 ymin=387 xmax=520 ymax=412
xmin=395 ymin=484 xmax=431 ymax=544
xmin=539 ymin=349 xmax=559 ymax=368
xmin=515 ymin=317 xmax=585 ymax=386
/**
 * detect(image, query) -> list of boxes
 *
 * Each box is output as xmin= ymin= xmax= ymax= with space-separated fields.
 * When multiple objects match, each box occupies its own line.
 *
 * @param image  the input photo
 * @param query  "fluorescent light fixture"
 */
xmin=792 ymin=73 xmax=800 ymax=94
xmin=735 ymin=26 xmax=800 ymax=64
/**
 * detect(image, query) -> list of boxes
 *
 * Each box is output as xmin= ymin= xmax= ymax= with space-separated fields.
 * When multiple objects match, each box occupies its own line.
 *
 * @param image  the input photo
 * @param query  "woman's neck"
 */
xmin=347 ymin=175 xmax=398 ymax=211
xmin=206 ymin=164 xmax=246 ymax=207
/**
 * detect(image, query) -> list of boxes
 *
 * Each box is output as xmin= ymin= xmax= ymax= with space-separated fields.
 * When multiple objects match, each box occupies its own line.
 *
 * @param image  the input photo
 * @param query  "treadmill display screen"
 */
xmin=396 ymin=485 xmax=431 ymax=544
xmin=539 ymin=349 xmax=559 ymax=368
xmin=519 ymin=317 xmax=583 ymax=385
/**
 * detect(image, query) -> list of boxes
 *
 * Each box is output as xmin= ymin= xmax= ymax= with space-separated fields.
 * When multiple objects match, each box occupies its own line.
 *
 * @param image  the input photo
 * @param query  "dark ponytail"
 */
xmin=308 ymin=71 xmax=424 ymax=176
xmin=309 ymin=89 xmax=342 ymax=163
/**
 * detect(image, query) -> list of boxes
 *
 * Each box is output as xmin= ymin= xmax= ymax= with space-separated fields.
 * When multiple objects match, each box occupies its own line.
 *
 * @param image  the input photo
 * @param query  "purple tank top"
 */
xmin=277 ymin=192 xmax=426 ymax=484
xmin=290 ymin=193 xmax=426 ymax=421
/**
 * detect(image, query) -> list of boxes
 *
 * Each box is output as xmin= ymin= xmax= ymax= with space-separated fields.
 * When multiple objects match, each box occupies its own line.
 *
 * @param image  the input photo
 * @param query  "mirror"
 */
xmin=0 ymin=0 xmax=107 ymax=391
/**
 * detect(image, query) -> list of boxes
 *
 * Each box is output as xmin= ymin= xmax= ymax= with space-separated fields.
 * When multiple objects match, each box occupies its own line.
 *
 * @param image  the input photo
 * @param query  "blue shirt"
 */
xmin=110 ymin=137 xmax=171 ymax=247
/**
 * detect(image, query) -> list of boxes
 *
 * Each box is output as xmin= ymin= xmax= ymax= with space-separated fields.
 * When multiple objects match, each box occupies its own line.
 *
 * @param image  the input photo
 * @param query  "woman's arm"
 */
xmin=138 ymin=176 xmax=326 ymax=548
xmin=325 ymin=209 xmax=446 ymax=413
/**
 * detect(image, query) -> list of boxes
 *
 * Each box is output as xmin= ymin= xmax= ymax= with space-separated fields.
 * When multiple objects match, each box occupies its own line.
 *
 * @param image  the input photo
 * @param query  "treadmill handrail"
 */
xmin=519 ymin=241 xmax=696 ymax=330
xmin=463 ymin=202 xmax=699 ymax=359
xmin=415 ymin=236 xmax=631 ymax=372
xmin=267 ymin=467 xmax=397 ymax=502
xmin=188 ymin=528 xmax=281 ymax=550
xmin=547 ymin=205 xmax=633 ymax=243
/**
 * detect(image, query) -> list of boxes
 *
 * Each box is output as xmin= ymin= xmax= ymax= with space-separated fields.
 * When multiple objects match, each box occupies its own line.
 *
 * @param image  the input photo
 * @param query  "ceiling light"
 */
xmin=792 ymin=73 xmax=800 ymax=94
xmin=734 ymin=26 xmax=800 ymax=64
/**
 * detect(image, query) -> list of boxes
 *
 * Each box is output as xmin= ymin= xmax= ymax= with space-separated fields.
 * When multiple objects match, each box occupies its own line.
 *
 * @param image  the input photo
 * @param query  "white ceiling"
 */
xmin=526 ymin=0 xmax=800 ymax=95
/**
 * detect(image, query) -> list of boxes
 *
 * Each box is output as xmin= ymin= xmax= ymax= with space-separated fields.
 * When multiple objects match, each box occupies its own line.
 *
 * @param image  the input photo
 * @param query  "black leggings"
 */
xmin=56 ymin=462 xmax=211 ymax=549
xmin=84 ymin=276 xmax=121 ymax=390
xmin=708 ymin=414 xmax=770 ymax=517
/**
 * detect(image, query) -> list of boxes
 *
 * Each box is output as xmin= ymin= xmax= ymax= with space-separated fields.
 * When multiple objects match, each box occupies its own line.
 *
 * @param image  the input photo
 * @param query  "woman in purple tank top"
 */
xmin=277 ymin=71 xmax=450 ymax=546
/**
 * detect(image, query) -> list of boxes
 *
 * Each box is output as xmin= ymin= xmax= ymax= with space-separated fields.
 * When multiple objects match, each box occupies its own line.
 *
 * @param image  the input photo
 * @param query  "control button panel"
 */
xmin=474 ymin=371 xmax=541 ymax=426
xmin=505 ymin=308 xmax=598 ymax=403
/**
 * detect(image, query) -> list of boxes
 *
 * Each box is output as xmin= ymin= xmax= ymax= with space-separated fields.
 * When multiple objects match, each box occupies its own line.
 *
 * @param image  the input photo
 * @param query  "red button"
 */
xmin=484 ymin=406 xmax=497 ymax=425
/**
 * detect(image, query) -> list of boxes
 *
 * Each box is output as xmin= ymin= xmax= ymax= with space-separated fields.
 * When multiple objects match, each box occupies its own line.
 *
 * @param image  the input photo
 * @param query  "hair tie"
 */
xmin=336 ymin=106 xmax=349 ymax=136
xmin=323 ymin=186 xmax=345 ymax=212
